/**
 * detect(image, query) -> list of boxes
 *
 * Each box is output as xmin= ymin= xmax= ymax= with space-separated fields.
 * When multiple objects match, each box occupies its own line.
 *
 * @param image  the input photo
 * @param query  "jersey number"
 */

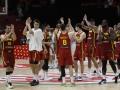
xmin=8 ymin=42 xmax=11 ymax=45
xmin=63 ymin=40 xmax=67 ymax=46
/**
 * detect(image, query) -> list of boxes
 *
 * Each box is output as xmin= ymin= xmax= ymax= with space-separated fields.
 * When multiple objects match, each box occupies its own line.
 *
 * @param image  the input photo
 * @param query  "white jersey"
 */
xmin=26 ymin=28 xmax=44 ymax=52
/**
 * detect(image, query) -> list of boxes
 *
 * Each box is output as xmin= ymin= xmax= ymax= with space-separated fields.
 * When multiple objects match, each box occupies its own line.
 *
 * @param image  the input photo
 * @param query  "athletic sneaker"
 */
xmin=30 ymin=80 xmax=39 ymax=86
xmin=75 ymin=76 xmax=82 ymax=81
xmin=74 ymin=76 xmax=78 ymax=80
xmin=6 ymin=82 xmax=13 ymax=89
xmin=98 ymin=79 xmax=106 ymax=85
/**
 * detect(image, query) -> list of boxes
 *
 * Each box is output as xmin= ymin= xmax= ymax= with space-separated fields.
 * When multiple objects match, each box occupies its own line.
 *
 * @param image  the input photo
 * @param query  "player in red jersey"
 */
xmin=82 ymin=15 xmax=101 ymax=76
xmin=98 ymin=20 xmax=118 ymax=84
xmin=74 ymin=23 xmax=86 ymax=80
xmin=114 ymin=23 xmax=120 ymax=78
xmin=57 ymin=24 xmax=75 ymax=86
xmin=42 ymin=24 xmax=52 ymax=80
xmin=1 ymin=24 xmax=16 ymax=89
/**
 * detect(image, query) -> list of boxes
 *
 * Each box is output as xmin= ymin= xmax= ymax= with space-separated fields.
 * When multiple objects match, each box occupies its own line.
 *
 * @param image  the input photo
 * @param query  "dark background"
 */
xmin=0 ymin=0 xmax=120 ymax=44
xmin=7 ymin=0 xmax=120 ymax=26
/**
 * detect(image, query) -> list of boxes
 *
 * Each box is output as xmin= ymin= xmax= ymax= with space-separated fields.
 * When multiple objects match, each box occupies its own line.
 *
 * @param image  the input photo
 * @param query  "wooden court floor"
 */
xmin=0 ymin=60 xmax=120 ymax=90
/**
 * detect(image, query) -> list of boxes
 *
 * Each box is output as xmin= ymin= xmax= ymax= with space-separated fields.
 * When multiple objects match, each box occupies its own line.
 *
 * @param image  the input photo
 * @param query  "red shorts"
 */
xmin=86 ymin=43 xmax=96 ymax=58
xmin=96 ymin=43 xmax=102 ymax=59
xmin=43 ymin=46 xmax=50 ymax=60
xmin=115 ymin=42 xmax=120 ymax=59
xmin=29 ymin=50 xmax=43 ymax=63
xmin=74 ymin=46 xmax=85 ymax=61
xmin=2 ymin=49 xmax=15 ymax=68
xmin=102 ymin=42 xmax=114 ymax=59
xmin=58 ymin=48 xmax=73 ymax=66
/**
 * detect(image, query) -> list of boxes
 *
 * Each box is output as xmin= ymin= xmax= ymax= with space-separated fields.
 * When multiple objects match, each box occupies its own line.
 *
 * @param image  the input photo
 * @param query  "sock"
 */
xmin=62 ymin=77 xmax=66 ymax=84
xmin=33 ymin=74 xmax=38 ymax=81
xmin=96 ymin=68 xmax=102 ymax=75
xmin=88 ymin=68 xmax=91 ymax=74
xmin=70 ymin=76 xmax=74 ymax=83
xmin=6 ymin=75 xmax=11 ymax=83
xmin=75 ymin=72 xmax=78 ymax=77
xmin=102 ymin=75 xmax=106 ymax=79
xmin=44 ymin=71 xmax=48 ymax=79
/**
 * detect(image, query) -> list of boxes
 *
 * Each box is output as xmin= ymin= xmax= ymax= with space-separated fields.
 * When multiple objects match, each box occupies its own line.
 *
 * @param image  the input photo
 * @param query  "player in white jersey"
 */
xmin=23 ymin=17 xmax=47 ymax=86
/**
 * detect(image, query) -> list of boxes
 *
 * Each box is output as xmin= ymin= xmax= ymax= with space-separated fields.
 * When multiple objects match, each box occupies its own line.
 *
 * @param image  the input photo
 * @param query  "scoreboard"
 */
xmin=0 ymin=0 xmax=7 ymax=15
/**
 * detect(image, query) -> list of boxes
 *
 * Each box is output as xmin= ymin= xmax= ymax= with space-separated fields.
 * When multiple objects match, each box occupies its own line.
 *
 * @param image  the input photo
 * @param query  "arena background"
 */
xmin=1 ymin=1 xmax=120 ymax=89
xmin=0 ymin=0 xmax=120 ymax=45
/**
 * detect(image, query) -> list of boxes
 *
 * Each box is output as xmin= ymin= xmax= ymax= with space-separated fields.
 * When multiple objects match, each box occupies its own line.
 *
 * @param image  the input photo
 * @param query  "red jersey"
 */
xmin=74 ymin=32 xmax=85 ymax=60
xmin=58 ymin=32 xmax=70 ymax=48
xmin=76 ymin=32 xmax=85 ymax=50
xmin=3 ymin=38 xmax=14 ymax=50
xmin=87 ymin=30 xmax=97 ymax=47
xmin=58 ymin=32 xmax=73 ymax=66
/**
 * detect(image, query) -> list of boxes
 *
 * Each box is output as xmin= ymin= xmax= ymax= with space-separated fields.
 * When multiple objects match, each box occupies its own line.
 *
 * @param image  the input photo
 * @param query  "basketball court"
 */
xmin=0 ymin=59 xmax=120 ymax=90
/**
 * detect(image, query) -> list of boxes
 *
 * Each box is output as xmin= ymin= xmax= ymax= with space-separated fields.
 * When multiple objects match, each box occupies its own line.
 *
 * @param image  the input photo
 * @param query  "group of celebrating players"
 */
xmin=1 ymin=14 xmax=120 ymax=89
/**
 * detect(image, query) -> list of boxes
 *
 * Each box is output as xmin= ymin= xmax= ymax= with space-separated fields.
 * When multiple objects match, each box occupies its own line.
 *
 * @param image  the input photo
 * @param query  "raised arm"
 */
xmin=11 ymin=24 xmax=17 ymax=41
xmin=81 ymin=20 xmax=90 ymax=31
xmin=23 ymin=17 xmax=32 ymax=36
xmin=67 ymin=18 xmax=74 ymax=31
xmin=83 ymin=14 xmax=91 ymax=26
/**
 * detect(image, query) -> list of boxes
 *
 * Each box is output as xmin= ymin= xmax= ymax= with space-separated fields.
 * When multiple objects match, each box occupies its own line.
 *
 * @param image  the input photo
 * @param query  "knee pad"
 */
xmin=6 ymin=71 xmax=13 ymax=75
xmin=61 ymin=66 xmax=66 ymax=77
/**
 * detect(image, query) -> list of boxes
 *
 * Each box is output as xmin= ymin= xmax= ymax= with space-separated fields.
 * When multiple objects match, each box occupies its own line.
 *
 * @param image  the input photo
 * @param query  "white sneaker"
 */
xmin=74 ymin=76 xmax=78 ymax=80
xmin=77 ymin=76 xmax=83 ymax=81
xmin=75 ymin=76 xmax=83 ymax=81
xmin=6 ymin=82 xmax=13 ymax=89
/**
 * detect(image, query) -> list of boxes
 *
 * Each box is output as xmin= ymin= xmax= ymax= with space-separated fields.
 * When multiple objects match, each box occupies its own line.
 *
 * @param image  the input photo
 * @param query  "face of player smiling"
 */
xmin=33 ymin=22 xmax=40 ymax=30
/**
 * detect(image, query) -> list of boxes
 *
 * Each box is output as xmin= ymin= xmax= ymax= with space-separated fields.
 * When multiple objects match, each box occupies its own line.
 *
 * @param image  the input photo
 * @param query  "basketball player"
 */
xmin=82 ymin=15 xmax=101 ymax=76
xmin=74 ymin=23 xmax=86 ymax=80
xmin=42 ymin=24 xmax=52 ymax=80
xmin=57 ymin=24 xmax=75 ymax=86
xmin=23 ymin=17 xmax=47 ymax=86
xmin=99 ymin=20 xmax=118 ymax=84
xmin=54 ymin=17 xmax=65 ymax=81
xmin=1 ymin=24 xmax=16 ymax=89
xmin=114 ymin=23 xmax=120 ymax=78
